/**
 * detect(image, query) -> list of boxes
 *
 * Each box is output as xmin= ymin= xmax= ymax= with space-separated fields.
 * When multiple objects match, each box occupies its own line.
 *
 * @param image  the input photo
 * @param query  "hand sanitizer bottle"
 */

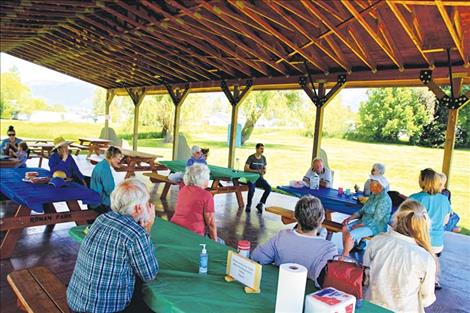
xmin=199 ymin=244 xmax=208 ymax=275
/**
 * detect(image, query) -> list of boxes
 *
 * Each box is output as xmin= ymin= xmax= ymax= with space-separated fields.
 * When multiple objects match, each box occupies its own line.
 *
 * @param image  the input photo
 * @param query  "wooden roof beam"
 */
xmin=301 ymin=0 xmax=376 ymax=71
xmin=386 ymin=0 xmax=434 ymax=67
xmin=228 ymin=0 xmax=328 ymax=73
xmin=167 ymin=1 xmax=282 ymax=76
xmin=342 ymin=1 xmax=403 ymax=69
xmin=140 ymin=0 xmax=255 ymax=77
xmin=435 ymin=1 xmax=468 ymax=66
xmin=268 ymin=1 xmax=350 ymax=72
xmin=390 ymin=1 xmax=470 ymax=6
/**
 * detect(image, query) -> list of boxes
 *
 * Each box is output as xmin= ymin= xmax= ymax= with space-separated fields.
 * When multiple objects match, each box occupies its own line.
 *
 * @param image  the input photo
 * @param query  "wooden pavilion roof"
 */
xmin=1 ymin=0 xmax=469 ymax=93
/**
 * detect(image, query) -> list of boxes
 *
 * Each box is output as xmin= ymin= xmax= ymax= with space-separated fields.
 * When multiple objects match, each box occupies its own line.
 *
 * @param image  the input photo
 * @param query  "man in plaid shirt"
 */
xmin=67 ymin=178 xmax=159 ymax=313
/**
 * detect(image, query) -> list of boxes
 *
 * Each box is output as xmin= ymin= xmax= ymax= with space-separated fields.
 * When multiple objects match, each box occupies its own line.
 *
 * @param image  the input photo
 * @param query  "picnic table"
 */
xmin=90 ymin=148 xmax=164 ymax=178
xmin=69 ymin=218 xmax=391 ymax=313
xmin=150 ymin=160 xmax=260 ymax=209
xmin=73 ymin=138 xmax=111 ymax=157
xmin=0 ymin=167 xmax=100 ymax=259
xmin=28 ymin=143 xmax=81 ymax=167
xmin=0 ymin=156 xmax=20 ymax=168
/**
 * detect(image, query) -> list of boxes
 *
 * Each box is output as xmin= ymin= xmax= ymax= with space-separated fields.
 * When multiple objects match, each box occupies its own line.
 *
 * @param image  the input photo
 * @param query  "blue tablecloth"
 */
xmin=277 ymin=186 xmax=363 ymax=215
xmin=0 ymin=167 xmax=100 ymax=213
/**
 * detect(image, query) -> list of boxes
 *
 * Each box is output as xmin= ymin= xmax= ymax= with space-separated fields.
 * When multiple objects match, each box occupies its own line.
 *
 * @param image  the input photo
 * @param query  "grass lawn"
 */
xmin=2 ymin=120 xmax=469 ymax=234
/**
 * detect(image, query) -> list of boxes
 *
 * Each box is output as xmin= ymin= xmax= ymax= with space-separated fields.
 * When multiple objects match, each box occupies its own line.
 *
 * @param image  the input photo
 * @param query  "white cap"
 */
xmin=191 ymin=145 xmax=201 ymax=154
xmin=369 ymin=175 xmax=389 ymax=188
xmin=200 ymin=243 xmax=207 ymax=254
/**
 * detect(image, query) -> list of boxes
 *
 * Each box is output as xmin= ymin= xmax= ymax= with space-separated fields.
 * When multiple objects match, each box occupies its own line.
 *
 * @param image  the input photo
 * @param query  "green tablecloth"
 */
xmin=159 ymin=160 xmax=260 ymax=183
xmin=69 ymin=219 xmax=391 ymax=313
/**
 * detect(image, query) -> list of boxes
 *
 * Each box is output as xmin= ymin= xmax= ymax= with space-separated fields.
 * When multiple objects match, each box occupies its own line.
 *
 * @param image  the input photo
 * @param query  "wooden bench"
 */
xmin=7 ymin=266 xmax=69 ymax=313
xmin=70 ymin=143 xmax=88 ymax=156
xmin=265 ymin=206 xmax=372 ymax=240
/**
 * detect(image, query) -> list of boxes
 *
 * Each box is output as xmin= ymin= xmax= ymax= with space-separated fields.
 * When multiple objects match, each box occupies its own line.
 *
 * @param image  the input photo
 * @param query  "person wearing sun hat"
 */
xmin=48 ymin=136 xmax=87 ymax=187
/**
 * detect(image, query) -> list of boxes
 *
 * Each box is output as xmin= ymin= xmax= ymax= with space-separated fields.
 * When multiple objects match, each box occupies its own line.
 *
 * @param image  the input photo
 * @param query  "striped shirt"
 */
xmin=67 ymin=211 xmax=158 ymax=313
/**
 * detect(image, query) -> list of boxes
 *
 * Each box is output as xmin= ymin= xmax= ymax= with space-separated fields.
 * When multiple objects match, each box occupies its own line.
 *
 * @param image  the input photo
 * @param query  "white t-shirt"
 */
xmin=304 ymin=167 xmax=332 ymax=188
xmin=363 ymin=230 xmax=436 ymax=313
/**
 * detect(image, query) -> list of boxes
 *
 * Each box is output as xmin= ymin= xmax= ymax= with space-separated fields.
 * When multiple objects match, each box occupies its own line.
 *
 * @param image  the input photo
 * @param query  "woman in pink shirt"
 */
xmin=171 ymin=163 xmax=218 ymax=241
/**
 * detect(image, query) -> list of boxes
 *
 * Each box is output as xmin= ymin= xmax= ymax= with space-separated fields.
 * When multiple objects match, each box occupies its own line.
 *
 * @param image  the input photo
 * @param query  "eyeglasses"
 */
xmin=7 ymin=134 xmax=15 ymax=137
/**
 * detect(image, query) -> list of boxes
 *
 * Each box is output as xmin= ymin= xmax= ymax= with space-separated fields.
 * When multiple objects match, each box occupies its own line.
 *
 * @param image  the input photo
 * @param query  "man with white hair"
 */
xmin=67 ymin=178 xmax=158 ymax=313
xmin=303 ymin=157 xmax=333 ymax=188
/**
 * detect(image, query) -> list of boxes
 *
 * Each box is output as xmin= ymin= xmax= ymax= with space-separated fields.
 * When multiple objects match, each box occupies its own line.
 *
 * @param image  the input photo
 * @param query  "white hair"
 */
xmin=372 ymin=163 xmax=386 ymax=175
xmin=312 ymin=157 xmax=323 ymax=164
xmin=183 ymin=163 xmax=210 ymax=188
xmin=110 ymin=178 xmax=150 ymax=216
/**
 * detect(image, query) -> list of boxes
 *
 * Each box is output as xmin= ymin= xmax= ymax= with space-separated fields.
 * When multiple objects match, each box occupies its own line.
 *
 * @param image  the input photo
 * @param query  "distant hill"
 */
xmin=28 ymin=80 xmax=98 ymax=110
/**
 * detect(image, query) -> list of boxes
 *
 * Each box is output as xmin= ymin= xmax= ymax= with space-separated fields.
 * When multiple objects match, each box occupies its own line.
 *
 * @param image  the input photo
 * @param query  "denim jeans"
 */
xmin=247 ymin=176 xmax=271 ymax=207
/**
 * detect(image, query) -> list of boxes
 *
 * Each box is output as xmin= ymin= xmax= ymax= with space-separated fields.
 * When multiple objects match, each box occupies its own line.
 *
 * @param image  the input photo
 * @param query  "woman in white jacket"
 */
xmin=363 ymin=199 xmax=436 ymax=313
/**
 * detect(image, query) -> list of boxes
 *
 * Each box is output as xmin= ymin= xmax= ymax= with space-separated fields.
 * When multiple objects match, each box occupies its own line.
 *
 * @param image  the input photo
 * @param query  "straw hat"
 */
xmin=53 ymin=136 xmax=73 ymax=150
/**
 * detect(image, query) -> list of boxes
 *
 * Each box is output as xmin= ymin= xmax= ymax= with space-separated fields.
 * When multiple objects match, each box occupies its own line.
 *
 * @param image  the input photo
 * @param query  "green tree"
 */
xmin=355 ymin=88 xmax=432 ymax=142
xmin=240 ymin=91 xmax=281 ymax=144
xmin=0 ymin=67 xmax=32 ymax=118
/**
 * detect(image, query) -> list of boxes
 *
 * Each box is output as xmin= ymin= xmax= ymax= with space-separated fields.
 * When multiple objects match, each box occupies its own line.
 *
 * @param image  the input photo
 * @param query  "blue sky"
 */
xmin=1 ymin=53 xmax=368 ymax=111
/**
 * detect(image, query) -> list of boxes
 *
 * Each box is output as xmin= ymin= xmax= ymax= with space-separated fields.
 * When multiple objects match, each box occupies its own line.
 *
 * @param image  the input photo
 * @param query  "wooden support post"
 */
xmin=221 ymin=79 xmax=253 ymax=168
xmin=165 ymin=83 xmax=191 ymax=160
xmin=299 ymin=74 xmax=346 ymax=160
xmin=420 ymin=70 xmax=469 ymax=187
xmin=126 ymin=87 xmax=146 ymax=151
xmin=104 ymin=89 xmax=115 ymax=139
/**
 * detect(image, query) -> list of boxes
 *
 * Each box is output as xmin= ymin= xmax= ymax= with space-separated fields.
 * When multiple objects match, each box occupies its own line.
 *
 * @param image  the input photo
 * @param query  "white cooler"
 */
xmin=304 ymin=287 xmax=356 ymax=313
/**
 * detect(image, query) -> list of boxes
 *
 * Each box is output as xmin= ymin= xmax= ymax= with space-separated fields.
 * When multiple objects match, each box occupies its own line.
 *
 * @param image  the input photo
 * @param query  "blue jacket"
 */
xmin=48 ymin=152 xmax=84 ymax=181
xmin=90 ymin=159 xmax=115 ymax=207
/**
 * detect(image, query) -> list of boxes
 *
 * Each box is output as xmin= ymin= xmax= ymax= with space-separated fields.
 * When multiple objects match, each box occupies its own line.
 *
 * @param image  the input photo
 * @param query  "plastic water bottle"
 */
xmin=310 ymin=173 xmax=320 ymax=190
xmin=199 ymin=244 xmax=208 ymax=275
xmin=235 ymin=158 xmax=240 ymax=172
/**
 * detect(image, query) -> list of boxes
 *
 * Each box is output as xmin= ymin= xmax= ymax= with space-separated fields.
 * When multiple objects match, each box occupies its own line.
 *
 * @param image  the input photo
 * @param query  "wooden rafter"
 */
xmin=435 ymin=1 xmax=467 ymax=65
xmin=342 ymin=1 xmax=402 ymax=69
xmin=300 ymin=0 xmax=376 ymax=70
xmin=386 ymin=0 xmax=433 ymax=67
xmin=228 ymin=0 xmax=328 ymax=73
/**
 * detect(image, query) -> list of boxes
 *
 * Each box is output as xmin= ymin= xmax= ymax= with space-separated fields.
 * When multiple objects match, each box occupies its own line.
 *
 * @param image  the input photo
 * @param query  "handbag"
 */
xmin=322 ymin=255 xmax=366 ymax=299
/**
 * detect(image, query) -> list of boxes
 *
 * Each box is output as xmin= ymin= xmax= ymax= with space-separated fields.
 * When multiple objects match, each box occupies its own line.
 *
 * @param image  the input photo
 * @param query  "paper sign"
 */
xmin=226 ymin=250 xmax=262 ymax=291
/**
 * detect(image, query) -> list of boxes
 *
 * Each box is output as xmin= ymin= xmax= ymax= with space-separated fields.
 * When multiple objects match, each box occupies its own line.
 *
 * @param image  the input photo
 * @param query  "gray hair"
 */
xmin=312 ymin=157 xmax=323 ymax=164
xmin=372 ymin=163 xmax=385 ymax=175
xmin=183 ymin=163 xmax=210 ymax=188
xmin=110 ymin=178 xmax=150 ymax=216
xmin=106 ymin=146 xmax=122 ymax=160
xmin=294 ymin=195 xmax=325 ymax=232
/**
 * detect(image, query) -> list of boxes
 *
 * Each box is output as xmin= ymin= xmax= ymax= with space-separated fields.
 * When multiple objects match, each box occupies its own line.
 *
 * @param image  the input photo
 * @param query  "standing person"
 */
xmin=303 ymin=158 xmax=333 ymax=188
xmin=67 ymin=178 xmax=158 ymax=313
xmin=90 ymin=146 xmax=122 ymax=214
xmin=48 ymin=136 xmax=87 ymax=186
xmin=410 ymin=168 xmax=451 ymax=289
xmin=244 ymin=143 xmax=271 ymax=213
xmin=1 ymin=125 xmax=22 ymax=156
xmin=364 ymin=199 xmax=436 ymax=313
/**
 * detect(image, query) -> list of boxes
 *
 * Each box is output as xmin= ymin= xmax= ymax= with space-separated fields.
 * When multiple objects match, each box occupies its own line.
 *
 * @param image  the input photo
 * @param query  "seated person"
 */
xmin=90 ymin=146 xmax=122 ymax=214
xmin=171 ymin=164 xmax=219 ymax=242
xmin=364 ymin=199 xmax=436 ymax=312
xmin=1 ymin=125 xmax=22 ymax=156
xmin=67 ymin=178 xmax=158 ymax=313
xmin=438 ymin=172 xmax=460 ymax=233
xmin=303 ymin=157 xmax=332 ymax=188
xmin=10 ymin=142 xmax=28 ymax=168
xmin=186 ymin=145 xmax=207 ymax=166
xmin=342 ymin=177 xmax=392 ymax=256
xmin=251 ymin=195 xmax=337 ymax=286
xmin=48 ymin=136 xmax=87 ymax=186
xmin=244 ymin=143 xmax=271 ymax=213
xmin=201 ymin=148 xmax=209 ymax=161
xmin=363 ymin=163 xmax=390 ymax=196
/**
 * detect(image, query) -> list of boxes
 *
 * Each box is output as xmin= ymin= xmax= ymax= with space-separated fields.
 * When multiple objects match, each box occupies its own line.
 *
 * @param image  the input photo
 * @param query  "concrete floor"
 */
xmin=1 ymin=156 xmax=469 ymax=312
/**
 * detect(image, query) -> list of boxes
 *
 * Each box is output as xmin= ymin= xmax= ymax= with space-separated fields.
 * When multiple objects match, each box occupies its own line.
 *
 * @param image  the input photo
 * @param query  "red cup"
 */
xmin=338 ymin=187 xmax=344 ymax=195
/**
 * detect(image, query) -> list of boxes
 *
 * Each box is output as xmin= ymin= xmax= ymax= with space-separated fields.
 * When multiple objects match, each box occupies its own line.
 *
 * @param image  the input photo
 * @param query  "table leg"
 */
xmin=43 ymin=203 xmax=57 ymax=233
xmin=38 ymin=148 xmax=44 ymax=167
xmin=0 ymin=205 xmax=31 ymax=259
xmin=66 ymin=201 xmax=88 ymax=226
xmin=161 ymin=183 xmax=171 ymax=199
xmin=233 ymin=179 xmax=245 ymax=209
xmin=325 ymin=210 xmax=334 ymax=241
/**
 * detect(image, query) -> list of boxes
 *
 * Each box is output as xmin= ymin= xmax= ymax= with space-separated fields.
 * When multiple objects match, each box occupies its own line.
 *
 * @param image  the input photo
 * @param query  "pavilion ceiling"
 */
xmin=1 ymin=0 xmax=469 ymax=91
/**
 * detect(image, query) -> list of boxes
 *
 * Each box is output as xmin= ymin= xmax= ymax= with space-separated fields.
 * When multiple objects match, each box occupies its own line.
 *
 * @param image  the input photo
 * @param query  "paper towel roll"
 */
xmin=275 ymin=263 xmax=308 ymax=313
